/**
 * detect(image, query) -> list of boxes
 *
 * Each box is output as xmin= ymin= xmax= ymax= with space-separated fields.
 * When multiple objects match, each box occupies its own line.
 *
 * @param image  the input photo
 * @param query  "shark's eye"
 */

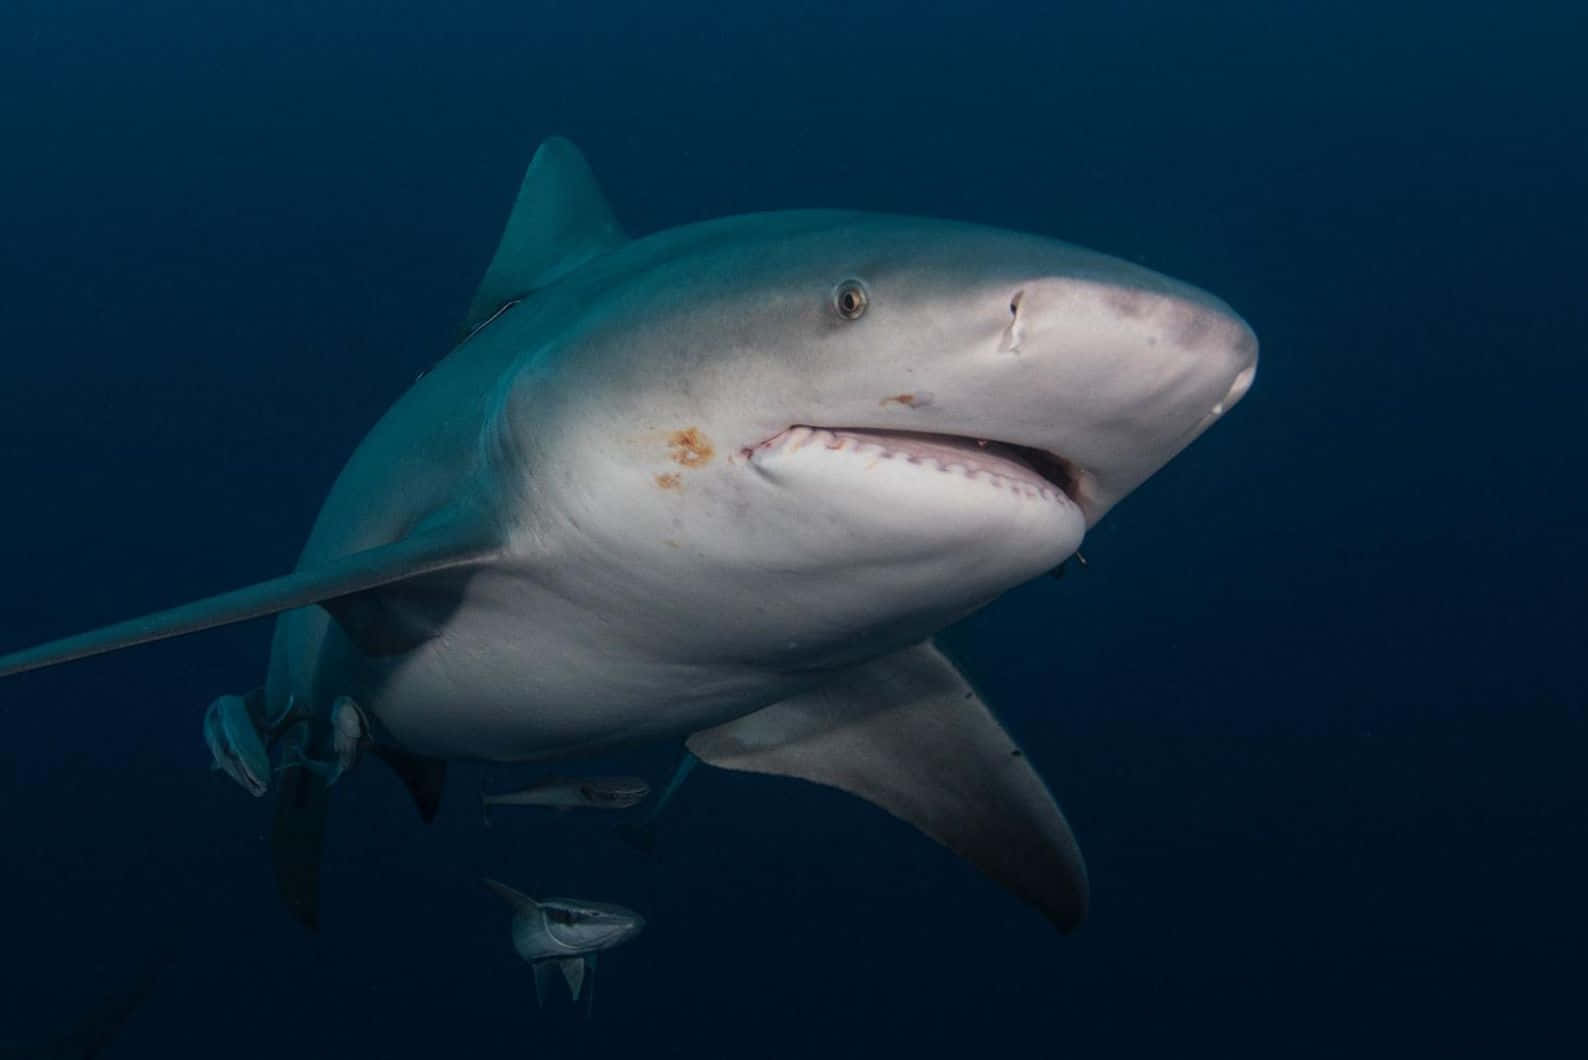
xmin=832 ymin=279 xmax=869 ymax=320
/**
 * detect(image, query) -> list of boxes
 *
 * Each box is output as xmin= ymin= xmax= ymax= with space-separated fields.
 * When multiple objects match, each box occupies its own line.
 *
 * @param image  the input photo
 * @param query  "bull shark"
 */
xmin=0 ymin=136 xmax=1257 ymax=934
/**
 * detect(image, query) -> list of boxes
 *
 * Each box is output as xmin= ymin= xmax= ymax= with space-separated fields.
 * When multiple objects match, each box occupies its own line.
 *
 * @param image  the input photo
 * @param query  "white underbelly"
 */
xmin=287 ymin=603 xmax=814 ymax=762
xmin=268 ymin=536 xmax=928 ymax=762
xmin=378 ymin=645 xmax=804 ymax=760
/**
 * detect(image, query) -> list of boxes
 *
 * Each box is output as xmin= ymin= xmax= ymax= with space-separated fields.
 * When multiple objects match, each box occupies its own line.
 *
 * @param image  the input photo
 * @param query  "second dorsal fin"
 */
xmin=462 ymin=136 xmax=627 ymax=332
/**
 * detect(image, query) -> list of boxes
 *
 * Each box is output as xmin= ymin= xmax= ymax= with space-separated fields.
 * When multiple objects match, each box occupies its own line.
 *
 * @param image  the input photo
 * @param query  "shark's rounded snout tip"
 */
xmin=1207 ymin=313 xmax=1259 ymax=418
xmin=1213 ymin=358 xmax=1258 ymax=417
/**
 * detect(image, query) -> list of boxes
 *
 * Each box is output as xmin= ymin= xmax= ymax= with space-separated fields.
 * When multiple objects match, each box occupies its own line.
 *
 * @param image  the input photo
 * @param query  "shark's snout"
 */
xmin=963 ymin=272 xmax=1257 ymax=525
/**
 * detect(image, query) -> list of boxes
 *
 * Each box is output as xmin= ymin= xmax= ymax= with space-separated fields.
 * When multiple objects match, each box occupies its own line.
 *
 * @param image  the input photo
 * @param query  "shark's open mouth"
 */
xmin=750 ymin=426 xmax=1085 ymax=506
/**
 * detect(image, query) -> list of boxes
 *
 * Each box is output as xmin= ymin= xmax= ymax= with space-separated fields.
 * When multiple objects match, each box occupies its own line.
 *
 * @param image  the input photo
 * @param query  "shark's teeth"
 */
xmin=752 ymin=427 xmax=1070 ymax=503
xmin=783 ymin=425 xmax=816 ymax=451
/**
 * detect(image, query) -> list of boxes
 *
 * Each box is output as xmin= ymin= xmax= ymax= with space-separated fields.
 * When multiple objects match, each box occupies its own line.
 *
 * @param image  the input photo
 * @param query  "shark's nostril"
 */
xmin=1002 ymin=289 xmax=1027 ymax=353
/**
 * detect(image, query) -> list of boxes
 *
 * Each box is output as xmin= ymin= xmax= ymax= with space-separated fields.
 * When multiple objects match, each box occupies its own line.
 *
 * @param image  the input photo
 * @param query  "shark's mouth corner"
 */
xmin=746 ymin=425 xmax=1089 ymax=510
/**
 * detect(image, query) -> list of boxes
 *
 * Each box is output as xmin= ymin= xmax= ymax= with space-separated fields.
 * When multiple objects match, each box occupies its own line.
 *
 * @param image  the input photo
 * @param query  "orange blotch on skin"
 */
xmin=668 ymin=428 xmax=714 ymax=467
xmin=881 ymin=392 xmax=931 ymax=409
xmin=655 ymin=472 xmax=683 ymax=490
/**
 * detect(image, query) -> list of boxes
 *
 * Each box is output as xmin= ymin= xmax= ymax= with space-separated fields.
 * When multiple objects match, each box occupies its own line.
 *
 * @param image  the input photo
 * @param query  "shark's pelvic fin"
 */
xmin=370 ymin=744 xmax=447 ymax=823
xmin=686 ymin=641 xmax=1090 ymax=933
xmin=0 ymin=516 xmax=498 ymax=680
xmin=461 ymin=136 xmax=627 ymax=333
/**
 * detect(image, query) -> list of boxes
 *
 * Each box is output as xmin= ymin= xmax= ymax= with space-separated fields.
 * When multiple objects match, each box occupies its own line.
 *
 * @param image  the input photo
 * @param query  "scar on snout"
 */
xmin=655 ymin=472 xmax=682 ymax=490
xmin=668 ymin=427 xmax=714 ymax=466
xmin=881 ymin=391 xmax=933 ymax=409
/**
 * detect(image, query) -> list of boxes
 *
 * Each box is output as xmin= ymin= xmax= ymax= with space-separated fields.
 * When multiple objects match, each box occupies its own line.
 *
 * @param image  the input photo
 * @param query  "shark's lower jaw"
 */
xmin=747 ymin=425 xmax=1086 ymax=507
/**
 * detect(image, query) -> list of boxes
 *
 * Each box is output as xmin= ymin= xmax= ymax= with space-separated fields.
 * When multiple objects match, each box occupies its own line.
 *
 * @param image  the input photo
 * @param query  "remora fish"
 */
xmin=484 ymin=878 xmax=644 ymax=1008
xmin=483 ymin=776 xmax=650 ymax=815
xmin=0 ymin=137 xmax=1258 ymax=934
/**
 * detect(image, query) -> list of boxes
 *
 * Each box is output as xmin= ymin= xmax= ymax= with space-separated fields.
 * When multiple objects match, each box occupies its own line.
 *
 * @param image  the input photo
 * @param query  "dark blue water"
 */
xmin=1 ymin=2 xmax=1583 ymax=1055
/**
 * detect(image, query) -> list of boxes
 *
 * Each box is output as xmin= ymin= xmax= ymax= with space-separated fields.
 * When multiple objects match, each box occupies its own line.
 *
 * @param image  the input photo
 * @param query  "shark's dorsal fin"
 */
xmin=461 ymin=136 xmax=626 ymax=332
xmin=687 ymin=641 xmax=1090 ymax=933
xmin=0 ymin=515 xmax=499 ymax=680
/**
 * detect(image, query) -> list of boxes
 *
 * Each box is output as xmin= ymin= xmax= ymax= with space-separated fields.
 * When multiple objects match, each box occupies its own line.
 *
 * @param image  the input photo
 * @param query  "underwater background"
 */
xmin=0 ymin=1 xmax=1582 ymax=1056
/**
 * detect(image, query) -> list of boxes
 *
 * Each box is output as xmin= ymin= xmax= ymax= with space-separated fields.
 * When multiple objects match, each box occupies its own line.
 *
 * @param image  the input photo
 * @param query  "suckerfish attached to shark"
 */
xmin=0 ymin=136 xmax=1257 ymax=934
xmin=483 ymin=776 xmax=651 ymax=817
xmin=484 ymin=878 xmax=644 ymax=1009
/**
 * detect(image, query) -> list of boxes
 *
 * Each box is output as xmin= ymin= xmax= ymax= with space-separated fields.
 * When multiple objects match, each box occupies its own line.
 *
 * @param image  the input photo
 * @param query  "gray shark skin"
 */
xmin=0 ymin=137 xmax=1257 ymax=934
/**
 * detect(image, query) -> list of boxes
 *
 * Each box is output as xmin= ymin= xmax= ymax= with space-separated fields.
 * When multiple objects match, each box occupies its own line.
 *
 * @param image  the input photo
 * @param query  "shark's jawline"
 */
xmin=747 ymin=425 xmax=1086 ymax=504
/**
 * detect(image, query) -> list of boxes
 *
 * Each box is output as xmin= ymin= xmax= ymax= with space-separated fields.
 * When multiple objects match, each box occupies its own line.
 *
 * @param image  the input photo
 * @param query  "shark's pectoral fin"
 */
xmin=686 ymin=641 xmax=1089 ymax=932
xmin=558 ymin=956 xmax=586 ymax=1002
xmin=461 ymin=137 xmax=627 ymax=334
xmin=0 ymin=514 xmax=498 ymax=680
